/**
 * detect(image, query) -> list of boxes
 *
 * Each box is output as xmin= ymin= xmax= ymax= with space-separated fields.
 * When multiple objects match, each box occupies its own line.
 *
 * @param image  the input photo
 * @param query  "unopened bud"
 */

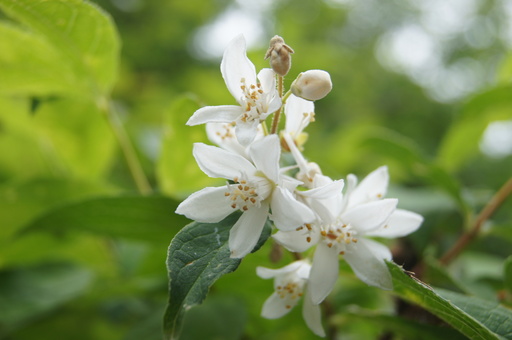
xmin=264 ymin=35 xmax=294 ymax=76
xmin=291 ymin=70 xmax=332 ymax=101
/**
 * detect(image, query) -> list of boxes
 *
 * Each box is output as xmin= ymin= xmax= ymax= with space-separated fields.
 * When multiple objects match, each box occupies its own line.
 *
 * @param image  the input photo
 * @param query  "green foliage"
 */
xmin=164 ymin=212 xmax=271 ymax=340
xmin=387 ymin=261 xmax=511 ymax=340
xmin=0 ymin=0 xmax=511 ymax=339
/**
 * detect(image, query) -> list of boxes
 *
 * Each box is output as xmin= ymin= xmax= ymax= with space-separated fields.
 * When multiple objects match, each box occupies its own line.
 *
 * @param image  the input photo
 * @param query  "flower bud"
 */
xmin=264 ymin=35 xmax=294 ymax=76
xmin=291 ymin=70 xmax=332 ymax=101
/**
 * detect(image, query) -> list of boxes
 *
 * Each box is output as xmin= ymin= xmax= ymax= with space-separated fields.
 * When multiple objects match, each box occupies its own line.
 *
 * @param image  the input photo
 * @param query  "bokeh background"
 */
xmin=1 ymin=0 xmax=511 ymax=339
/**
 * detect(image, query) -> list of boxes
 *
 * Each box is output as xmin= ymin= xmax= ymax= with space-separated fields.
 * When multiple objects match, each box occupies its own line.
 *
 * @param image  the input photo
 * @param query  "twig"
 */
xmin=440 ymin=176 xmax=512 ymax=265
xmin=99 ymin=98 xmax=152 ymax=195
xmin=270 ymin=75 xmax=284 ymax=134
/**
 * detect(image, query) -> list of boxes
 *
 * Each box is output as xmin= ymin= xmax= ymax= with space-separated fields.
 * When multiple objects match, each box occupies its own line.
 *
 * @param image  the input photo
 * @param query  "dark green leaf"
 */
xmin=164 ymin=212 xmax=271 ymax=340
xmin=436 ymin=289 xmax=512 ymax=340
xmin=20 ymin=195 xmax=187 ymax=244
xmin=503 ymin=256 xmax=512 ymax=294
xmin=0 ymin=262 xmax=92 ymax=335
xmin=387 ymin=261 xmax=502 ymax=340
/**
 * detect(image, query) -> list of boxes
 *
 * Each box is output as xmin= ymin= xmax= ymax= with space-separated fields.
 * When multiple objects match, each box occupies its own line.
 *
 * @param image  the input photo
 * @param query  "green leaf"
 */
xmin=360 ymin=129 xmax=468 ymax=212
xmin=0 ymin=0 xmax=119 ymax=96
xmin=341 ymin=309 xmax=466 ymax=340
xmin=157 ymin=95 xmax=216 ymax=196
xmin=504 ymin=256 xmax=512 ymax=294
xmin=436 ymin=289 xmax=512 ymax=340
xmin=164 ymin=212 xmax=271 ymax=340
xmin=0 ymin=23 xmax=77 ymax=96
xmin=437 ymin=85 xmax=512 ymax=172
xmin=20 ymin=195 xmax=188 ymax=244
xmin=387 ymin=261 xmax=503 ymax=340
xmin=0 ymin=262 xmax=92 ymax=335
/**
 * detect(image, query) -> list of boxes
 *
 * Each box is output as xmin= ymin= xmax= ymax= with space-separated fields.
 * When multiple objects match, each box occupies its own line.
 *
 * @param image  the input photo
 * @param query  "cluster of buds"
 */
xmin=177 ymin=34 xmax=422 ymax=337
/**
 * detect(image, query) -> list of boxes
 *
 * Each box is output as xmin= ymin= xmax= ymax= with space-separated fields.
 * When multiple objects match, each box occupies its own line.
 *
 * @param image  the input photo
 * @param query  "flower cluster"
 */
xmin=176 ymin=34 xmax=423 ymax=336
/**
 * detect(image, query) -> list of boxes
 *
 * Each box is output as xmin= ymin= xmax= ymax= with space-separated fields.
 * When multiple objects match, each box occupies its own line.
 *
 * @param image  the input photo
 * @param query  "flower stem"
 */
xmin=440 ymin=176 xmax=512 ymax=265
xmin=270 ymin=75 xmax=284 ymax=134
xmin=99 ymin=98 xmax=152 ymax=195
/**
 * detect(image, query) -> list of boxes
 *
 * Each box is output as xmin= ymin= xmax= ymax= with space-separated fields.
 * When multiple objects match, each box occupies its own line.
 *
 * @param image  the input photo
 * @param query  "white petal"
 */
xmin=341 ymin=199 xmax=398 ymax=233
xmin=235 ymin=118 xmax=260 ymax=146
xmin=206 ymin=123 xmax=248 ymax=157
xmin=300 ymin=179 xmax=344 ymax=199
xmin=249 ymin=135 xmax=280 ymax=182
xmin=344 ymin=238 xmax=393 ymax=290
xmin=175 ymin=186 xmax=234 ymax=222
xmin=347 ymin=166 xmax=389 ymax=208
xmin=309 ymin=244 xmax=339 ymax=304
xmin=229 ymin=203 xmax=269 ymax=258
xmin=367 ymin=209 xmax=423 ymax=238
xmin=257 ymin=68 xmax=277 ymax=94
xmin=221 ymin=35 xmax=257 ymax=103
xmin=285 ymin=94 xmax=315 ymax=134
xmin=193 ymin=143 xmax=255 ymax=180
xmin=256 ymin=260 xmax=307 ymax=279
xmin=270 ymin=187 xmax=315 ymax=231
xmin=266 ymin=94 xmax=282 ymax=115
xmin=302 ymin=292 xmax=326 ymax=337
xmin=261 ymin=292 xmax=293 ymax=319
xmin=273 ymin=230 xmax=318 ymax=253
xmin=186 ymin=105 xmax=242 ymax=126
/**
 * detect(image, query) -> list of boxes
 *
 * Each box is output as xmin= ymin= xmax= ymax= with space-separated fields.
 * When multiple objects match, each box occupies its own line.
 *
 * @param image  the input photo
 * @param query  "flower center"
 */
xmin=320 ymin=223 xmax=358 ymax=255
xmin=239 ymin=78 xmax=265 ymax=123
xmin=214 ymin=123 xmax=236 ymax=141
xmin=276 ymin=279 xmax=305 ymax=309
xmin=224 ymin=176 xmax=263 ymax=212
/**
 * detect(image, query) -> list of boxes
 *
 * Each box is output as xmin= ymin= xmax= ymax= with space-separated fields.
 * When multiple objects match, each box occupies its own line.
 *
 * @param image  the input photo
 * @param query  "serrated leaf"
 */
xmin=0 ymin=0 xmax=119 ymax=96
xmin=436 ymin=289 xmax=512 ymax=340
xmin=164 ymin=212 xmax=271 ymax=340
xmin=437 ymin=85 xmax=512 ymax=172
xmin=20 ymin=195 xmax=187 ymax=244
xmin=387 ymin=261 xmax=502 ymax=340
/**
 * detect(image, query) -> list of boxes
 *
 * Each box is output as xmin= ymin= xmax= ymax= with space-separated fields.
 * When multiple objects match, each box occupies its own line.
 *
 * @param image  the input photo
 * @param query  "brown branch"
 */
xmin=440 ymin=176 xmax=512 ymax=265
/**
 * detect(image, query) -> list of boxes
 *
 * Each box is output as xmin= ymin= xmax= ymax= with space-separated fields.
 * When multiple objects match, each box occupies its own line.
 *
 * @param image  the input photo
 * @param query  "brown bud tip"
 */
xmin=265 ymin=35 xmax=294 ymax=76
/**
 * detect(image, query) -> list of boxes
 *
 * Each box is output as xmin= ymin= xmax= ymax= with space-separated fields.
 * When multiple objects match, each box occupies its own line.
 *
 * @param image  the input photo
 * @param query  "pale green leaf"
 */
xmin=0 ymin=0 xmax=119 ymax=96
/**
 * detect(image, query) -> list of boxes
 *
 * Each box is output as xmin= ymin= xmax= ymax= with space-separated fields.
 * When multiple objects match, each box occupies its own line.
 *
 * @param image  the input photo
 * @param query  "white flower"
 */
xmin=282 ymin=94 xmax=315 ymax=149
xmin=175 ymin=135 xmax=315 ymax=258
xmin=273 ymin=166 xmax=423 ymax=304
xmin=206 ymin=122 xmax=263 ymax=159
xmin=187 ymin=35 xmax=282 ymax=146
xmin=257 ymin=260 xmax=325 ymax=337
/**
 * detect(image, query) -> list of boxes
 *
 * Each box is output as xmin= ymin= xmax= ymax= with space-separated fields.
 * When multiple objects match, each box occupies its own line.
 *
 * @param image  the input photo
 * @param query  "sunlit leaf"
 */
xmin=0 ymin=23 xmax=78 ymax=96
xmin=164 ymin=212 xmax=271 ymax=340
xmin=387 ymin=261 xmax=503 ymax=340
xmin=157 ymin=95 xmax=216 ymax=196
xmin=20 ymin=195 xmax=187 ymax=244
xmin=0 ymin=0 xmax=120 ymax=96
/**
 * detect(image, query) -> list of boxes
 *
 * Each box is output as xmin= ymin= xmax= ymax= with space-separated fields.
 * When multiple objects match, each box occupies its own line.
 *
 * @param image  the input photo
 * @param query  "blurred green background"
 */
xmin=1 ymin=0 xmax=511 ymax=339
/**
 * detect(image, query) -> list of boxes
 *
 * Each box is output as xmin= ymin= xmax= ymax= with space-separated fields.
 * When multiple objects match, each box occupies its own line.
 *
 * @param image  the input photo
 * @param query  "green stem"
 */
xmin=270 ymin=76 xmax=284 ymax=134
xmin=99 ymin=98 xmax=152 ymax=195
xmin=440 ymin=176 xmax=512 ymax=265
